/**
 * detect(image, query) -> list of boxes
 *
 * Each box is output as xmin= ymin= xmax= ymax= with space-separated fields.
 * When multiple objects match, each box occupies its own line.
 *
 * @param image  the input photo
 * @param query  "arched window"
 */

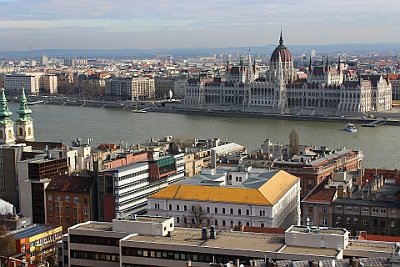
xmin=184 ymin=205 xmax=187 ymax=211
xmin=222 ymin=208 xmax=225 ymax=214
xmin=230 ymin=208 xmax=233 ymax=214
xmin=222 ymin=220 xmax=226 ymax=227
xmin=168 ymin=204 xmax=172 ymax=210
xmin=261 ymin=223 xmax=264 ymax=227
xmin=207 ymin=207 xmax=210 ymax=213
xmin=214 ymin=207 xmax=218 ymax=214
xmin=176 ymin=205 xmax=180 ymax=211
xmin=246 ymin=209 xmax=250 ymax=215
xmin=215 ymin=220 xmax=218 ymax=226
xmin=19 ymin=127 xmax=23 ymax=136
xmin=176 ymin=217 xmax=180 ymax=224
xmin=238 ymin=209 xmax=241 ymax=215
xmin=246 ymin=222 xmax=250 ymax=226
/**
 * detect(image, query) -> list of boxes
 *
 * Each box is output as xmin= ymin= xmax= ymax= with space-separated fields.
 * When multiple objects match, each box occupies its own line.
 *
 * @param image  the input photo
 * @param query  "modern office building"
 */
xmin=58 ymin=216 xmax=394 ymax=267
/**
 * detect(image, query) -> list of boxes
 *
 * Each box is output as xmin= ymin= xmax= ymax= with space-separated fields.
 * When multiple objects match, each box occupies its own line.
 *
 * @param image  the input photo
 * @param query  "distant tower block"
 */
xmin=310 ymin=50 xmax=316 ymax=57
xmin=0 ymin=88 xmax=15 ymax=145
xmin=16 ymin=87 xmax=34 ymax=142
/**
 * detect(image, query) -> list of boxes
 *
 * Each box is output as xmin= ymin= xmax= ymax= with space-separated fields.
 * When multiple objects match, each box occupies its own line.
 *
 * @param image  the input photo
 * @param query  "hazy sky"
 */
xmin=0 ymin=0 xmax=399 ymax=51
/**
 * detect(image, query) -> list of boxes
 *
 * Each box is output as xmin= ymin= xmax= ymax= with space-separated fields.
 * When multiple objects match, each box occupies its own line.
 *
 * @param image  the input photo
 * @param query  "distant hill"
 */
xmin=1 ymin=43 xmax=399 ymax=59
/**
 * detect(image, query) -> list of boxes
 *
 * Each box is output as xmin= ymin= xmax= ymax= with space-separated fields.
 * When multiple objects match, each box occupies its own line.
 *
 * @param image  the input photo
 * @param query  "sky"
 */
xmin=0 ymin=0 xmax=399 ymax=51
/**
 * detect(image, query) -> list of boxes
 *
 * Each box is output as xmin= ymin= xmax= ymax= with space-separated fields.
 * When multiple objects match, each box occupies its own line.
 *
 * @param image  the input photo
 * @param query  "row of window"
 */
xmin=165 ymin=204 xmax=267 ymax=217
xmin=176 ymin=217 xmax=265 ymax=228
xmin=71 ymin=250 xmax=119 ymax=262
xmin=122 ymin=247 xmax=252 ymax=264
xmin=336 ymin=206 xmax=396 ymax=214
xmin=336 ymin=217 xmax=396 ymax=228
xmin=48 ymin=195 xmax=87 ymax=204
xmin=48 ymin=205 xmax=88 ymax=214
xmin=115 ymin=169 xmax=149 ymax=182
xmin=70 ymin=235 xmax=119 ymax=246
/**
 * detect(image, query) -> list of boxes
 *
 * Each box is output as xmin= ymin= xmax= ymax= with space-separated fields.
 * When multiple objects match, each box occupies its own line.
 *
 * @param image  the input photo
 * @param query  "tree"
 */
xmin=181 ymin=205 xmax=211 ymax=228
xmin=289 ymin=129 xmax=300 ymax=158
xmin=0 ymin=225 xmax=15 ymax=258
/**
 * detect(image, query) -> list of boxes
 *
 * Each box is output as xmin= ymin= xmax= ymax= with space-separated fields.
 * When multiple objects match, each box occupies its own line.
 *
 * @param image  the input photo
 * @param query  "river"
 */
xmin=8 ymin=103 xmax=400 ymax=169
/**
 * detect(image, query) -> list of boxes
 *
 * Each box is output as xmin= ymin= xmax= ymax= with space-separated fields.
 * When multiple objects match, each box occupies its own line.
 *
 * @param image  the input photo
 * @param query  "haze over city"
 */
xmin=1 ymin=0 xmax=400 ymax=51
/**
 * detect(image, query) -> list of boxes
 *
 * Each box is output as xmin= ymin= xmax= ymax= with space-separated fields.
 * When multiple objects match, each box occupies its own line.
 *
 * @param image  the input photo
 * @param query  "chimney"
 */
xmin=201 ymin=227 xmax=208 ymax=240
xmin=210 ymin=226 xmax=216 ymax=239
xmin=346 ymin=187 xmax=352 ymax=198
xmin=211 ymin=149 xmax=217 ymax=169
xmin=338 ymin=185 xmax=344 ymax=199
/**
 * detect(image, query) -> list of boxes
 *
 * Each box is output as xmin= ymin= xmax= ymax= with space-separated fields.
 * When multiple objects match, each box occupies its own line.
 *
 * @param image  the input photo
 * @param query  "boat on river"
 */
xmin=345 ymin=123 xmax=357 ymax=132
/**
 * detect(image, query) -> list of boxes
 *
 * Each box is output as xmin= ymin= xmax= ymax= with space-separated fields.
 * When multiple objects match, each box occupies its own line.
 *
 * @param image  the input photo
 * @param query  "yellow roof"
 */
xmin=149 ymin=170 xmax=299 ymax=206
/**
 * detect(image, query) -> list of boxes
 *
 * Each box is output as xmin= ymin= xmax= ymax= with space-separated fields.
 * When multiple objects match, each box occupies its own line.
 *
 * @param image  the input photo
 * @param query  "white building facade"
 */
xmin=147 ymin=169 xmax=301 ymax=229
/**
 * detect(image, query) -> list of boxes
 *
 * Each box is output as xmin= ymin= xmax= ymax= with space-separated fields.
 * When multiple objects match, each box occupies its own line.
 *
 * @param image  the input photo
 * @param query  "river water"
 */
xmin=8 ymin=103 xmax=400 ymax=169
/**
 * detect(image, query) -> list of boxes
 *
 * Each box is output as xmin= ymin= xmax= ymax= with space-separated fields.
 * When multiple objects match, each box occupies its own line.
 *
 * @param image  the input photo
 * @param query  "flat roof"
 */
xmin=288 ymin=226 xmax=347 ymax=236
xmin=124 ymin=228 xmax=286 ymax=253
xmin=71 ymin=221 xmax=113 ymax=231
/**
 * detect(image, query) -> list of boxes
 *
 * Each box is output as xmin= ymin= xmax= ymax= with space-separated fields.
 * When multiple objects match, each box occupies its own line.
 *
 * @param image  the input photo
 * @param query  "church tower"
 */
xmin=16 ymin=87 xmax=34 ymax=142
xmin=0 ymin=88 xmax=15 ymax=145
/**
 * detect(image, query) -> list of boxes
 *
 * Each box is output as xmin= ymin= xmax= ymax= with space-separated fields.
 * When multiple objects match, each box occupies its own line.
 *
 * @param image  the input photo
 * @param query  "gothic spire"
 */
xmin=308 ymin=55 xmax=312 ymax=73
xmin=17 ymin=87 xmax=33 ymax=122
xmin=325 ymin=56 xmax=329 ymax=72
xmin=279 ymin=27 xmax=284 ymax=46
xmin=337 ymin=55 xmax=341 ymax=72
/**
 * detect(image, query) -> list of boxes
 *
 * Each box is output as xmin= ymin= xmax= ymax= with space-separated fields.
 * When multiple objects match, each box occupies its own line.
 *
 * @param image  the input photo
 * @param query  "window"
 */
xmin=57 ymin=196 xmax=61 ymax=202
xmin=176 ymin=205 xmax=179 ymax=211
xmin=321 ymin=218 xmax=328 ymax=226
xmin=230 ymin=208 xmax=233 ymax=215
xmin=176 ymin=217 xmax=180 ymax=224
xmin=48 ymin=195 xmax=52 ymax=201
xmin=322 ymin=207 xmax=327 ymax=214
xmin=353 ymin=218 xmax=358 ymax=225
xmin=363 ymin=207 xmax=369 ymax=213
xmin=222 ymin=208 xmax=225 ymax=214
xmin=168 ymin=204 xmax=172 ymax=210
xmin=346 ymin=217 xmax=351 ymax=224
xmin=390 ymin=221 xmax=396 ymax=228
xmin=336 ymin=206 xmax=343 ymax=211
xmin=66 ymin=207 xmax=70 ymax=213
xmin=83 ymin=208 xmax=88 ymax=214
xmin=353 ymin=207 xmax=359 ymax=212
xmin=65 ymin=196 xmax=70 ymax=203
xmin=260 ymin=223 xmax=264 ymax=227
xmin=346 ymin=206 xmax=352 ymax=211
xmin=363 ymin=219 xmax=368 ymax=226
xmin=238 ymin=209 xmax=241 ymax=215
xmin=214 ymin=207 xmax=218 ymax=214
xmin=207 ymin=207 xmax=210 ymax=213
xmin=372 ymin=208 xmax=378 ymax=213
xmin=74 ymin=197 xmax=79 ymax=203
xmin=336 ymin=217 xmax=341 ymax=224
xmin=48 ymin=205 xmax=53 ymax=212
xmin=222 ymin=220 xmax=226 ymax=227
xmin=184 ymin=205 xmax=187 ymax=211
xmin=246 ymin=209 xmax=250 ymax=216
xmin=391 ymin=209 xmax=397 ymax=215
xmin=381 ymin=209 xmax=386 ymax=214
xmin=83 ymin=198 xmax=88 ymax=204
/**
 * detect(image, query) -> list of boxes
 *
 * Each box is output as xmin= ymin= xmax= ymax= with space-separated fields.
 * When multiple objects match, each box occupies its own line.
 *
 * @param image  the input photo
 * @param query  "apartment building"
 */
xmin=45 ymin=174 xmax=96 ymax=232
xmin=302 ymin=168 xmax=400 ymax=236
xmin=105 ymin=77 xmax=155 ymax=100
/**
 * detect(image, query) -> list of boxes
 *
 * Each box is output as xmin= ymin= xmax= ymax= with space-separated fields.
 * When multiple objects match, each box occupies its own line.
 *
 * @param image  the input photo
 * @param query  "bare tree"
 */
xmin=289 ymin=129 xmax=300 ymax=158
xmin=0 ymin=225 xmax=15 ymax=258
xmin=181 ymin=205 xmax=211 ymax=228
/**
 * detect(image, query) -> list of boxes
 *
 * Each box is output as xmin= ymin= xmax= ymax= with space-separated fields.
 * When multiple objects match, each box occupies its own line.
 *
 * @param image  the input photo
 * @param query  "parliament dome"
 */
xmin=270 ymin=32 xmax=293 ymax=63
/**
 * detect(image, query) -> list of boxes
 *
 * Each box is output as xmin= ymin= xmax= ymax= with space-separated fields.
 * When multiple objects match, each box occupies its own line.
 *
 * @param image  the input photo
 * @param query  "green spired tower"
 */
xmin=16 ymin=87 xmax=35 ymax=142
xmin=0 ymin=88 xmax=15 ymax=144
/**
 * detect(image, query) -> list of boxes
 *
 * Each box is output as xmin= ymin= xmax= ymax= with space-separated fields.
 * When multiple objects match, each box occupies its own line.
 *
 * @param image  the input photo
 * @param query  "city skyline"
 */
xmin=0 ymin=0 xmax=400 ymax=51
